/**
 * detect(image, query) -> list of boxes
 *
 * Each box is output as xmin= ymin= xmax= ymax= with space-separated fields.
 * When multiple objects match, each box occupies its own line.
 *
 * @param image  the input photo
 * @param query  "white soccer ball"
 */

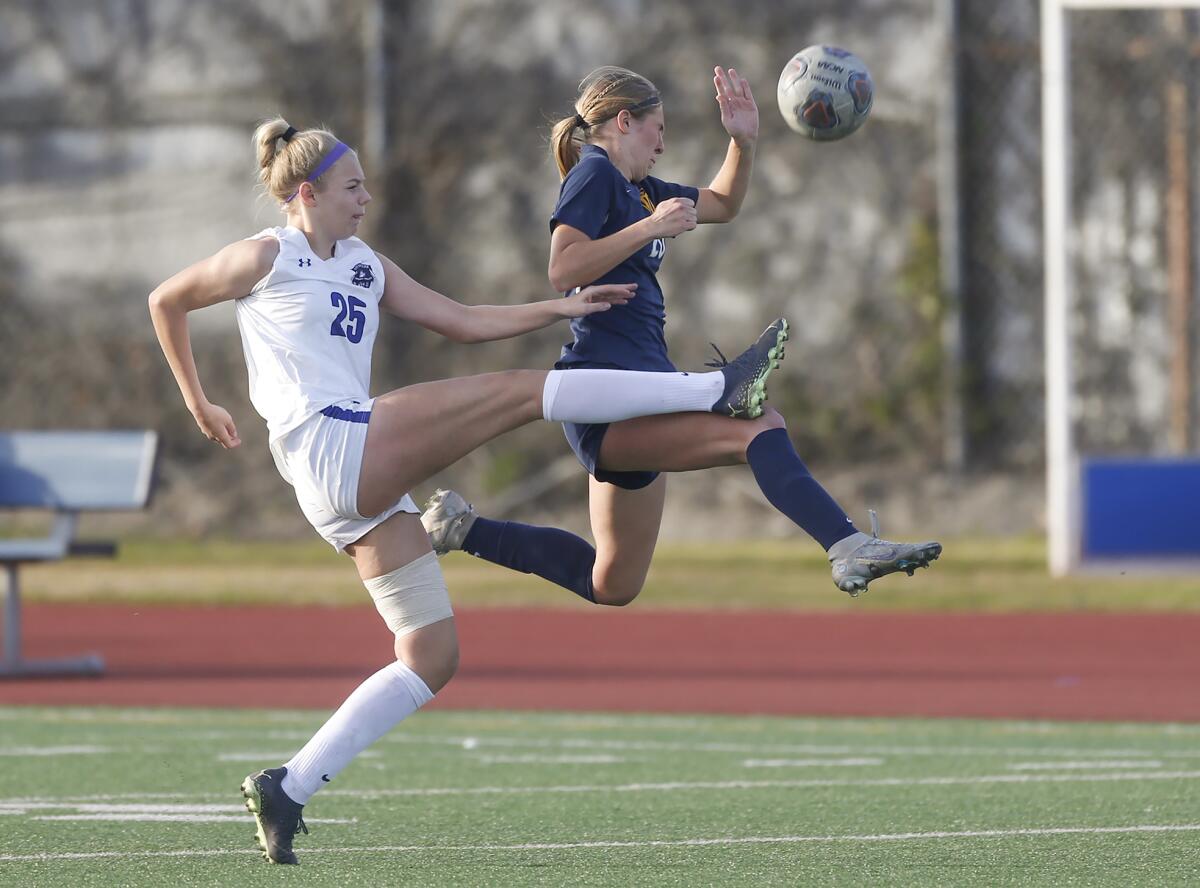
xmin=776 ymin=45 xmax=874 ymax=141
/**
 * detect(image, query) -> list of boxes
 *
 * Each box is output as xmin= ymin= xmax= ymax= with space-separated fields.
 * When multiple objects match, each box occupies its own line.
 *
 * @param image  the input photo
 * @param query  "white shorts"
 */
xmin=269 ymin=397 xmax=419 ymax=552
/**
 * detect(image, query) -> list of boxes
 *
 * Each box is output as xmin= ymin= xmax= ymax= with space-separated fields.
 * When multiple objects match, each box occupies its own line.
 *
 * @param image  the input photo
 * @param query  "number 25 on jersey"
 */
xmin=330 ymin=291 xmax=366 ymax=344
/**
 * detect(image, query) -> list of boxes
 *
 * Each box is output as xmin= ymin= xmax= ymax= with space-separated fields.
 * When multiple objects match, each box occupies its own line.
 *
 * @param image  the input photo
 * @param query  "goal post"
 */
xmin=1042 ymin=0 xmax=1200 ymax=575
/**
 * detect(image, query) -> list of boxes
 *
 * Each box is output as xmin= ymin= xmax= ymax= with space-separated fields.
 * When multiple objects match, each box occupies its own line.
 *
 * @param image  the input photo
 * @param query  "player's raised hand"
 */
xmin=714 ymin=66 xmax=758 ymax=147
xmin=193 ymin=401 xmax=241 ymax=449
xmin=648 ymin=197 xmax=698 ymax=238
xmin=562 ymin=283 xmax=638 ymax=316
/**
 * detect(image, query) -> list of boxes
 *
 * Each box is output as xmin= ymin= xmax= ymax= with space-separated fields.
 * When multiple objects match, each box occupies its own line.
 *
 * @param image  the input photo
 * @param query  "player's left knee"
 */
xmin=364 ymin=552 xmax=456 ymax=677
xmin=758 ymin=407 xmax=787 ymax=431
xmin=729 ymin=410 xmax=787 ymax=462
xmin=398 ymin=638 xmax=459 ymax=693
xmin=592 ymin=578 xmax=643 ymax=607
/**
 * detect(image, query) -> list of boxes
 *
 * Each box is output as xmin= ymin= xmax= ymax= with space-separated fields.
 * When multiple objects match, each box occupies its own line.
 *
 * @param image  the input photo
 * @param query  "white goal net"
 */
xmin=1043 ymin=0 xmax=1200 ymax=573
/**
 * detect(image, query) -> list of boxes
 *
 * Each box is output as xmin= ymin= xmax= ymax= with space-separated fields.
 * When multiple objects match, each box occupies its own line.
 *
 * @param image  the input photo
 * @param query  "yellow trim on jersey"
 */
xmin=639 ymin=188 xmax=655 ymax=214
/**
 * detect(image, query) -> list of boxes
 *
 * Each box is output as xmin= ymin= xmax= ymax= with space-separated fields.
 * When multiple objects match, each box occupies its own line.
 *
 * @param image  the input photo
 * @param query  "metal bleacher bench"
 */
xmin=0 ymin=430 xmax=159 ymax=677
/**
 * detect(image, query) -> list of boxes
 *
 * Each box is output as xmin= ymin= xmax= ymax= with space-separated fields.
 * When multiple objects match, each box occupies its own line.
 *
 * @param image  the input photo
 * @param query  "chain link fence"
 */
xmin=1066 ymin=7 xmax=1200 ymax=457
xmin=2 ymin=0 xmax=1194 ymax=537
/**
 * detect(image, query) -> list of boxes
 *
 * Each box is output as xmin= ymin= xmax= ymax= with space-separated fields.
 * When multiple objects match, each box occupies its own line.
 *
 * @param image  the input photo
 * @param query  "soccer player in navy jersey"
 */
xmin=424 ymin=66 xmax=941 ymax=600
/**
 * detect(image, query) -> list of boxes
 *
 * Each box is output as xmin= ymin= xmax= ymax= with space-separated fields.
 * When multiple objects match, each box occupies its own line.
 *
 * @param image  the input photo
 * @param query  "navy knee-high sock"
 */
xmin=746 ymin=428 xmax=858 ymax=550
xmin=461 ymin=518 xmax=596 ymax=602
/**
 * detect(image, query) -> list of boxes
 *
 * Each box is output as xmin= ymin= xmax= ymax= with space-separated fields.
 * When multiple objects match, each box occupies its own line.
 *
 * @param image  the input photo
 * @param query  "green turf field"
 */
xmin=0 ymin=707 xmax=1197 ymax=886
xmin=16 ymin=536 xmax=1200 ymax=611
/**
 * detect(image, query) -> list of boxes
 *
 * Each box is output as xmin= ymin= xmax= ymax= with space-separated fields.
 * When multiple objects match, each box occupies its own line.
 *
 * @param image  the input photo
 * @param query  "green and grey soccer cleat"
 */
xmin=828 ymin=510 xmax=942 ymax=597
xmin=707 ymin=317 xmax=789 ymax=419
xmin=421 ymin=488 xmax=478 ymax=556
xmin=241 ymin=766 xmax=308 ymax=865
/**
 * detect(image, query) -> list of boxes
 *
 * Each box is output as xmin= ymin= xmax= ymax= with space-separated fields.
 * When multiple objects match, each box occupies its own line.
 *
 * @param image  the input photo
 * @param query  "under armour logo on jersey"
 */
xmin=350 ymin=262 xmax=375 ymax=287
xmin=298 ymin=258 xmax=312 ymax=268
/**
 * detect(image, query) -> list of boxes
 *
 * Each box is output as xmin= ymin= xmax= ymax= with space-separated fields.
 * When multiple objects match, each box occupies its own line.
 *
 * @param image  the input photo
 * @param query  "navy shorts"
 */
xmin=556 ymin=360 xmax=660 ymax=491
xmin=561 ymin=420 xmax=659 ymax=490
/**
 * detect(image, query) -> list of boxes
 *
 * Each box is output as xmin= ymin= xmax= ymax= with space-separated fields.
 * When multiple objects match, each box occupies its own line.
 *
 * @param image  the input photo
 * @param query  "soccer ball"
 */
xmin=776 ymin=45 xmax=873 ymax=141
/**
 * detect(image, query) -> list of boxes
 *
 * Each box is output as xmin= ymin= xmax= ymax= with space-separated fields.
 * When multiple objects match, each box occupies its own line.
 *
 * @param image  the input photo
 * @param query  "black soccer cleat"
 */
xmin=708 ymin=317 xmax=789 ymax=419
xmin=241 ymin=766 xmax=308 ymax=865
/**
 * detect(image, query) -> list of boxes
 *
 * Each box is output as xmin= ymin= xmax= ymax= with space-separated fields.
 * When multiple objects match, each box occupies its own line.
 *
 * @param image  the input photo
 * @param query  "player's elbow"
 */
xmin=547 ymin=271 xmax=570 ymax=294
xmin=147 ymin=284 xmax=178 ymax=318
xmin=547 ymin=260 xmax=580 ymax=294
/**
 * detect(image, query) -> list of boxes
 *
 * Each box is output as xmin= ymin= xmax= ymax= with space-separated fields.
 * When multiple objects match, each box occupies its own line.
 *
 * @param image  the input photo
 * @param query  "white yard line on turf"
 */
xmin=4 ymin=767 xmax=1200 ymax=808
xmin=0 ymin=746 xmax=111 ymax=756
xmin=7 ymin=707 xmax=1200 ymax=736
xmin=217 ymin=750 xmax=379 ymax=762
xmin=31 ymin=814 xmax=355 ymax=823
xmin=1007 ymin=760 xmax=1163 ymax=770
xmin=384 ymin=733 xmax=1200 ymax=761
xmin=1 ymin=824 xmax=1199 ymax=863
xmin=473 ymin=754 xmax=625 ymax=765
xmin=0 ymin=801 xmax=354 ymax=824
xmin=0 ymin=794 xmax=224 ymax=803
xmin=5 ymin=711 xmax=1196 ymax=760
xmin=0 ymin=804 xmax=239 ymax=813
xmin=316 ymin=769 xmax=1200 ymax=797
xmin=742 ymin=758 xmax=883 ymax=768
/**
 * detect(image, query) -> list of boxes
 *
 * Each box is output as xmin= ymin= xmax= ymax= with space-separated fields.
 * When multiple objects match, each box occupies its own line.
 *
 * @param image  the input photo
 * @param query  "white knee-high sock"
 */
xmin=542 ymin=368 xmax=724 ymax=423
xmin=280 ymin=660 xmax=433 ymax=805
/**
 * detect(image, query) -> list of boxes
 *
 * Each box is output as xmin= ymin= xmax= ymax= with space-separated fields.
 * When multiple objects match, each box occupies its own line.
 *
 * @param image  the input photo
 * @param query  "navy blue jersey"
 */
xmin=551 ymin=144 xmax=699 ymax=372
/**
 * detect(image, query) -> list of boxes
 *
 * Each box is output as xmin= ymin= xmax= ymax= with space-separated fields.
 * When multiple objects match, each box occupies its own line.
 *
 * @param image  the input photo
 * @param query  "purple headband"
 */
xmin=284 ymin=141 xmax=351 ymax=203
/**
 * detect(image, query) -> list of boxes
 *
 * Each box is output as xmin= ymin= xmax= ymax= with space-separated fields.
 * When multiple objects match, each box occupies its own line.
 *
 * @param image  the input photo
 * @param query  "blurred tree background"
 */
xmin=1 ymin=0 xmax=1194 ymax=543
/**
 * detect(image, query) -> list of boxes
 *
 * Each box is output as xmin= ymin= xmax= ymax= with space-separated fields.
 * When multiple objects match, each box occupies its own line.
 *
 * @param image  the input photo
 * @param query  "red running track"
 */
xmin=1 ymin=604 xmax=1198 ymax=722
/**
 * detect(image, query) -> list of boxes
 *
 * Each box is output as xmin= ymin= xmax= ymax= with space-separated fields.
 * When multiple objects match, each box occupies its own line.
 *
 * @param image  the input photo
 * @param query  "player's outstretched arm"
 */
xmin=148 ymin=238 xmax=278 ymax=448
xmin=697 ymin=66 xmax=758 ymax=224
xmin=375 ymin=252 xmax=635 ymax=344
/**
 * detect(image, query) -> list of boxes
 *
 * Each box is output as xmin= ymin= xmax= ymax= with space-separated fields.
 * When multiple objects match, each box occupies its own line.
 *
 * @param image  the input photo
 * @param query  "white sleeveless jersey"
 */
xmin=236 ymin=226 xmax=386 ymax=441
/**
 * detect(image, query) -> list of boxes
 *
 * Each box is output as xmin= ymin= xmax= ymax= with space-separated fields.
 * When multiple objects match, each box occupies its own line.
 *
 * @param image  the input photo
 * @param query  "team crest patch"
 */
xmin=351 ymin=262 xmax=375 ymax=287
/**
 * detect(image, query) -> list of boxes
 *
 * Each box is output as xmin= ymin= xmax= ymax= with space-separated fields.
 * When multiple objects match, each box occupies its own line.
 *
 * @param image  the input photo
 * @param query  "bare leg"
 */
xmin=356 ymin=324 xmax=791 ymax=516
xmin=596 ymin=409 xmax=785 ymax=473
xmin=346 ymin=512 xmax=458 ymax=691
xmin=356 ymin=366 xmax=741 ymax=518
xmin=357 ymin=370 xmax=545 ymax=518
xmin=587 ymin=475 xmax=667 ymax=605
xmin=431 ymin=403 xmax=935 ymax=604
xmin=263 ymin=514 xmax=456 ymax=840
xmin=584 ymin=411 xmax=783 ymax=605
xmin=347 ymin=511 xmax=436 ymax=578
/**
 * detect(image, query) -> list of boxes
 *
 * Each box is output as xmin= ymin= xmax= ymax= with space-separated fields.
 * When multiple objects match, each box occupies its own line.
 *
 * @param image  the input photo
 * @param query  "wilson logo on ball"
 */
xmin=777 ymin=44 xmax=873 ymax=142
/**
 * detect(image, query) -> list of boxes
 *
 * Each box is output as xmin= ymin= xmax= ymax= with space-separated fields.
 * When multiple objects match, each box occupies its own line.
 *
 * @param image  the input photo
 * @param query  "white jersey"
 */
xmin=236 ymin=226 xmax=386 ymax=441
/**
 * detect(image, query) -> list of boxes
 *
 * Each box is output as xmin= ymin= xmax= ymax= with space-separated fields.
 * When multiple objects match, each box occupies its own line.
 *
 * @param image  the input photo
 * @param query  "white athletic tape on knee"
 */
xmin=363 ymin=551 xmax=453 ymax=637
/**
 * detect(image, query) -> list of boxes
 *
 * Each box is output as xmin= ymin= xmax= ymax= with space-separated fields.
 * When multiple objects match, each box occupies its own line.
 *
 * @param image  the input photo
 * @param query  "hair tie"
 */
xmin=573 ymin=114 xmax=588 ymax=130
xmin=280 ymin=126 xmax=297 ymax=143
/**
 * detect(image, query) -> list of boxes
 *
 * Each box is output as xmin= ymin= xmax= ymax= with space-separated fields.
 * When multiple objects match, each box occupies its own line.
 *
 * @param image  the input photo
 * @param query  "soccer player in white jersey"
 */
xmin=148 ymin=118 xmax=787 ymax=864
